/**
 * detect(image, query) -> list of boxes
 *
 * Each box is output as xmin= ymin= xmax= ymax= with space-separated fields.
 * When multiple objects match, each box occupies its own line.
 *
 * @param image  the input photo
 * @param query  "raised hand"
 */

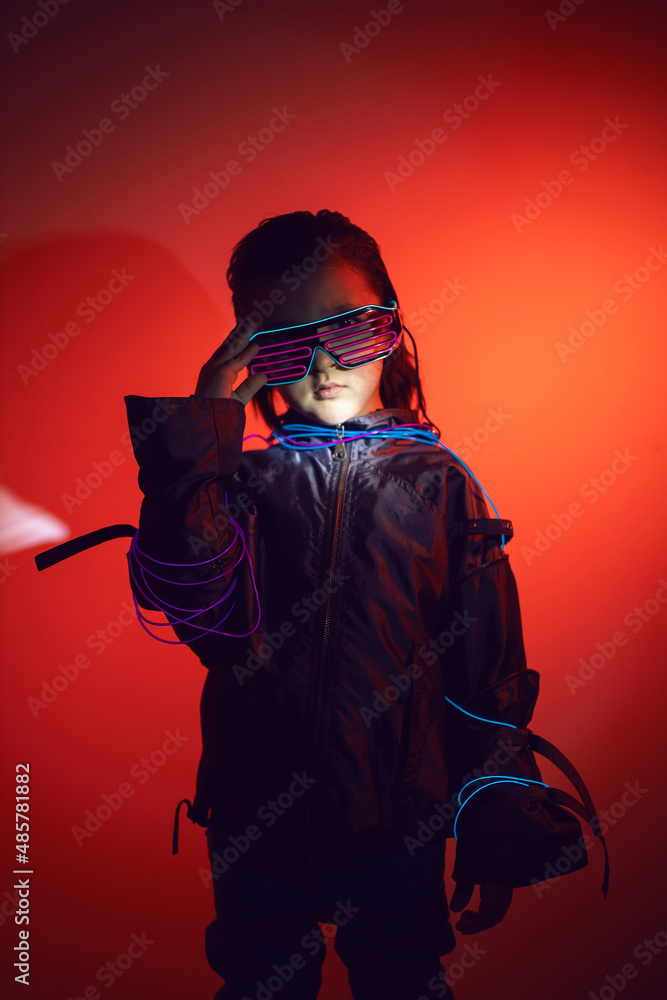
xmin=194 ymin=315 xmax=268 ymax=403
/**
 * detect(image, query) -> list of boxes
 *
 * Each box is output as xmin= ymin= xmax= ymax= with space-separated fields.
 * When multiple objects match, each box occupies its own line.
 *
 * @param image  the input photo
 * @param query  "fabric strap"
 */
xmin=448 ymin=518 xmax=513 ymax=541
xmin=528 ymin=731 xmax=610 ymax=897
xmin=34 ymin=523 xmax=138 ymax=571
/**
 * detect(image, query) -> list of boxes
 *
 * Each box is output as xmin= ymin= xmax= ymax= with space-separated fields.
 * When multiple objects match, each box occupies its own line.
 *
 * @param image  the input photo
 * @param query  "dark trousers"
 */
xmin=204 ymin=824 xmax=458 ymax=1000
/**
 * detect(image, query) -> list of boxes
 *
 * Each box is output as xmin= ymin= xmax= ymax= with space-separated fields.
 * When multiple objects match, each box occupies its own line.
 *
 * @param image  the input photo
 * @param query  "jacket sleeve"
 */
xmin=441 ymin=465 xmax=585 ymax=888
xmin=124 ymin=395 xmax=261 ymax=662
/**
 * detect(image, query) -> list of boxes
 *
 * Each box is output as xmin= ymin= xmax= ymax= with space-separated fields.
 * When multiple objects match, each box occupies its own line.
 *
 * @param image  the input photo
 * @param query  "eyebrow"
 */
xmin=326 ymin=303 xmax=360 ymax=313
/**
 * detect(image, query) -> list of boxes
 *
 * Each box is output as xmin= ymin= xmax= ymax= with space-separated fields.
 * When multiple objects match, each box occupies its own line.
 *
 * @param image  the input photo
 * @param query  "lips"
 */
xmin=314 ymin=383 xmax=345 ymax=398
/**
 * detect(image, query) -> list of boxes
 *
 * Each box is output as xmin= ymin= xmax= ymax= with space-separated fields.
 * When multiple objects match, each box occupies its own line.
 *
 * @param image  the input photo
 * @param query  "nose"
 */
xmin=311 ymin=346 xmax=340 ymax=373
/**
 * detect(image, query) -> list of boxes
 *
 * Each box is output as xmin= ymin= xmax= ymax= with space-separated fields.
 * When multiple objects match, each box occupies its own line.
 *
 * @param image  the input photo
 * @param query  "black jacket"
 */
xmin=120 ymin=394 xmax=607 ymax=891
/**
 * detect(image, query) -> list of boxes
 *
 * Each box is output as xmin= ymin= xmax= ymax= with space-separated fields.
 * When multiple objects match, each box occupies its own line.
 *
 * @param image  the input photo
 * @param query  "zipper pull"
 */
xmin=333 ymin=423 xmax=346 ymax=461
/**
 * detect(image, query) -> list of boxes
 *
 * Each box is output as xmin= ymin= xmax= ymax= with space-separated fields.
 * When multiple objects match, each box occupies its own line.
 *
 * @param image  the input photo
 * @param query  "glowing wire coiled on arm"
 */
xmin=127 ymin=492 xmax=261 ymax=644
xmin=444 ymin=695 xmax=550 ymax=840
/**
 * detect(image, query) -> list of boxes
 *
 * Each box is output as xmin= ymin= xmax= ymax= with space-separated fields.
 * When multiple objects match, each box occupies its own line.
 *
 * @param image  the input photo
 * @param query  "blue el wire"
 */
xmin=452 ymin=776 xmax=551 ymax=840
xmin=269 ymin=423 xmax=506 ymax=548
xmin=444 ymin=695 xmax=518 ymax=729
xmin=267 ymin=423 xmax=532 ymax=836
xmin=444 ymin=695 xmax=551 ymax=839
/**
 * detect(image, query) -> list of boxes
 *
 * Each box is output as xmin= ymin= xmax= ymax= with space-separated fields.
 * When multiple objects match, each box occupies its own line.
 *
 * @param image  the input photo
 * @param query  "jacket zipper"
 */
xmin=305 ymin=423 xmax=349 ymax=831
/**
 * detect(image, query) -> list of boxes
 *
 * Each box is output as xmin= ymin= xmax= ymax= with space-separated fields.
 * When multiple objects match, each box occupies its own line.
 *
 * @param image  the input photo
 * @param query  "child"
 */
xmin=123 ymin=210 xmax=597 ymax=1000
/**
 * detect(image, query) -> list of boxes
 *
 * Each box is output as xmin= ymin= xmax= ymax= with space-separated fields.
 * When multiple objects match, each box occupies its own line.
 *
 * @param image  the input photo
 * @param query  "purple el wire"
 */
xmin=238 ymin=423 xmax=437 ymax=449
xmin=129 ymin=425 xmax=414 ymax=641
xmin=131 ymin=421 xmax=501 ymax=644
xmin=128 ymin=547 xmax=241 ymax=642
xmin=127 ymin=536 xmax=244 ymax=635
xmin=128 ymin=494 xmax=262 ymax=643
xmin=129 ymin=525 xmax=239 ymax=567
xmin=129 ymin=591 xmax=239 ymax=645
xmin=128 ymin=545 xmax=238 ymax=613
xmin=271 ymin=421 xmax=440 ymax=450
xmin=265 ymin=422 xmax=507 ymax=548
xmin=129 ymin=530 xmax=243 ymax=590
xmin=130 ymin=571 xmax=258 ymax=642
xmin=129 ymin=562 xmax=257 ymax=643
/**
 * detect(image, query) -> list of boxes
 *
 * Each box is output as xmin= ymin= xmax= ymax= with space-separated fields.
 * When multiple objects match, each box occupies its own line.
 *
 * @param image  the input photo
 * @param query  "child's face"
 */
xmin=258 ymin=264 xmax=387 ymax=425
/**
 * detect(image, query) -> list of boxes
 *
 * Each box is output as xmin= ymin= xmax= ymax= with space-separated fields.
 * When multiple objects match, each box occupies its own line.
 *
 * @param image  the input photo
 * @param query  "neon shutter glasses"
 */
xmin=247 ymin=301 xmax=403 ymax=386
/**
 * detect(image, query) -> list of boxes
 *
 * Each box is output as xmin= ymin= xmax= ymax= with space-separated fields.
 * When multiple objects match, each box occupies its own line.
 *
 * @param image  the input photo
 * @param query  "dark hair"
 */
xmin=226 ymin=209 xmax=440 ymax=436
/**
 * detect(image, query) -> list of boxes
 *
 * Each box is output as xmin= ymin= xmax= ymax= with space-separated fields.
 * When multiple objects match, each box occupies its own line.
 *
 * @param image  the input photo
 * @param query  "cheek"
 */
xmin=351 ymin=361 xmax=383 ymax=390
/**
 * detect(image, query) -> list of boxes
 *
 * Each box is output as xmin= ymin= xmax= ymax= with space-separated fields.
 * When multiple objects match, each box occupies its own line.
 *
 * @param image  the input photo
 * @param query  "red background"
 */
xmin=1 ymin=0 xmax=665 ymax=997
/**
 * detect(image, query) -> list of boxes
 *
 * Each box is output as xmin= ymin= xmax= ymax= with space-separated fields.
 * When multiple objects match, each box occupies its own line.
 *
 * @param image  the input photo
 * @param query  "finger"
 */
xmin=455 ymin=886 xmax=513 ymax=934
xmin=454 ymin=908 xmax=485 ymax=934
xmin=227 ymin=338 xmax=263 ymax=371
xmin=456 ymin=912 xmax=500 ymax=934
xmin=449 ymin=881 xmax=474 ymax=912
xmin=479 ymin=884 xmax=513 ymax=925
xmin=204 ymin=337 xmax=263 ymax=381
xmin=208 ymin=317 xmax=264 ymax=365
xmin=220 ymin=331 xmax=260 ymax=364
xmin=230 ymin=371 xmax=269 ymax=407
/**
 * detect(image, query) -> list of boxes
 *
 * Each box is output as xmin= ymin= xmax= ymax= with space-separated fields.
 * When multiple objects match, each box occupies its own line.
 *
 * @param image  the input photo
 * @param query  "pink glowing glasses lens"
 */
xmin=248 ymin=304 xmax=402 ymax=386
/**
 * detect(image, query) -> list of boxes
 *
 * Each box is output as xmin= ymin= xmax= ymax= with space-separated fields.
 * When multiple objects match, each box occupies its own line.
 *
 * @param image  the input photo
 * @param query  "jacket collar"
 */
xmin=276 ymin=405 xmax=421 ymax=433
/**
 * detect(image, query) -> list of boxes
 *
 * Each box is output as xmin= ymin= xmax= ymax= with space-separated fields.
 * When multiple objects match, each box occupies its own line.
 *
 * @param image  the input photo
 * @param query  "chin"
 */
xmin=294 ymin=396 xmax=363 ymax=425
